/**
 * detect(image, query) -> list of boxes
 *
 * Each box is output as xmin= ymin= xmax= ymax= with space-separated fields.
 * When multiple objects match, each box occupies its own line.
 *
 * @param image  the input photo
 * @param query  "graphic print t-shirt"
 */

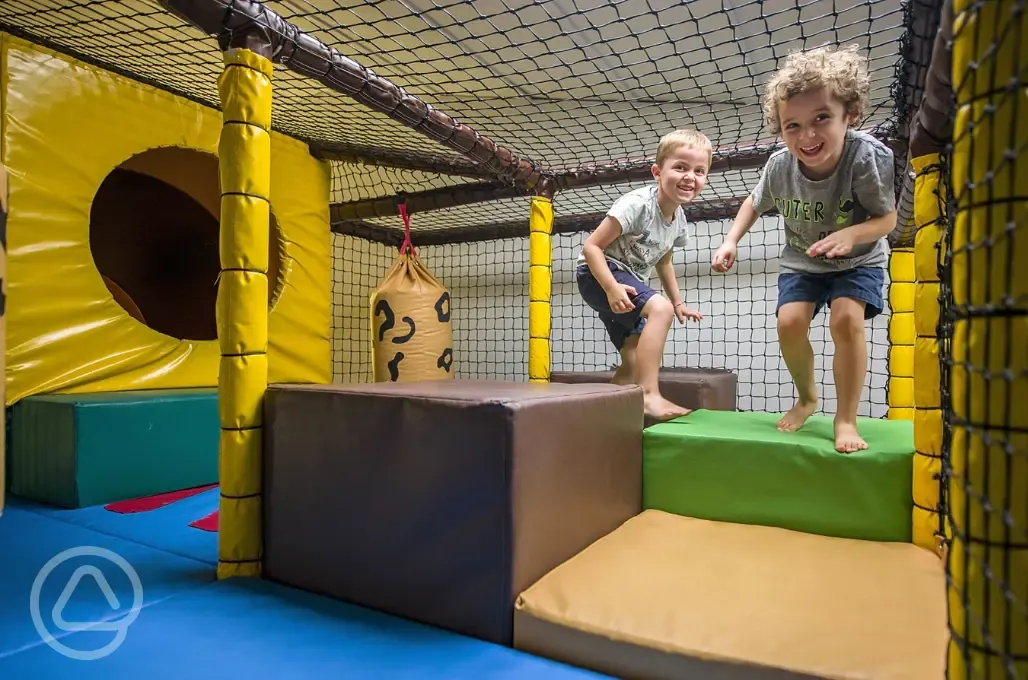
xmin=577 ymin=185 xmax=690 ymax=282
xmin=750 ymin=129 xmax=896 ymax=274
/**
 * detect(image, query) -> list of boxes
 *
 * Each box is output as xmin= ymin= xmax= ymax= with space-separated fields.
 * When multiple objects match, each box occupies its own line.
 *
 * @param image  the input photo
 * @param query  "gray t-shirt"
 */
xmin=751 ymin=129 xmax=896 ymax=274
xmin=577 ymin=184 xmax=690 ymax=282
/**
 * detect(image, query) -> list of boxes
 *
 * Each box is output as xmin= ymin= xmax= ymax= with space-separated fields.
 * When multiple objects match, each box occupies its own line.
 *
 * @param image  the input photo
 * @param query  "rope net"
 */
xmin=943 ymin=0 xmax=1027 ymax=675
xmin=0 ymin=0 xmax=922 ymax=414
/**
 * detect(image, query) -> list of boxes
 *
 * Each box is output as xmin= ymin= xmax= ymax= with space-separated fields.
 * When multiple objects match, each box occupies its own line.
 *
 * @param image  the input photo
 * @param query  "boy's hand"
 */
xmin=808 ymin=229 xmax=856 ymax=258
xmin=674 ymin=303 xmax=703 ymax=323
xmin=711 ymin=242 xmax=737 ymax=272
xmin=606 ymin=283 xmax=637 ymax=314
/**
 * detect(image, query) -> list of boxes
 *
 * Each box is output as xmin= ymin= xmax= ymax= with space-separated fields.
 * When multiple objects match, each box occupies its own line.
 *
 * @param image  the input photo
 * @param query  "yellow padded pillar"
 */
xmin=528 ymin=195 xmax=553 ymax=383
xmin=948 ymin=0 xmax=1027 ymax=675
xmin=887 ymin=248 xmax=915 ymax=421
xmin=0 ymin=162 xmax=6 ymax=518
xmin=910 ymin=153 xmax=946 ymax=553
xmin=215 ymin=48 xmax=272 ymax=579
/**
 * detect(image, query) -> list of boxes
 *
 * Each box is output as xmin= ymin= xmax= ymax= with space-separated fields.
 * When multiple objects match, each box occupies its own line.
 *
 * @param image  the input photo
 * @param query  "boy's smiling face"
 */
xmin=778 ymin=87 xmax=858 ymax=179
xmin=651 ymin=145 xmax=709 ymax=205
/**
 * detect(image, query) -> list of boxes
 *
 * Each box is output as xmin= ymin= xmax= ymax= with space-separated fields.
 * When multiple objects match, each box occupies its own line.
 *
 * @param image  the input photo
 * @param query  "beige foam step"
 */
xmin=514 ymin=510 xmax=947 ymax=680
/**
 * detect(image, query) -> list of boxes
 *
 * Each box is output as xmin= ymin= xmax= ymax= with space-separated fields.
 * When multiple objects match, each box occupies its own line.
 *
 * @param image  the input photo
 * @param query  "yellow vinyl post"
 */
xmin=887 ymin=248 xmax=915 ymax=421
xmin=215 ymin=47 xmax=273 ymax=579
xmin=909 ymin=153 xmax=946 ymax=553
xmin=948 ymin=0 xmax=1027 ymax=675
xmin=528 ymin=195 xmax=553 ymax=383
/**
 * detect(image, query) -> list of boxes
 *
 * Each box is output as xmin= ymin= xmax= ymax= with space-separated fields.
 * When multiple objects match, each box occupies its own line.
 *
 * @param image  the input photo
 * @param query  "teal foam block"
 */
xmin=9 ymin=389 xmax=219 ymax=508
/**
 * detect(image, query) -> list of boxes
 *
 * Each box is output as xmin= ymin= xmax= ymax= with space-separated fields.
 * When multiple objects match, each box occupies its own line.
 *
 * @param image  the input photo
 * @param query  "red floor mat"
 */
xmin=104 ymin=484 xmax=218 ymax=514
xmin=189 ymin=510 xmax=219 ymax=533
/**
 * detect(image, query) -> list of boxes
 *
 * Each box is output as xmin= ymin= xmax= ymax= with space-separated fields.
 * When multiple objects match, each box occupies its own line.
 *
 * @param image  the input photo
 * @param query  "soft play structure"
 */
xmin=0 ymin=0 xmax=1024 ymax=678
xmin=0 ymin=32 xmax=332 ymax=514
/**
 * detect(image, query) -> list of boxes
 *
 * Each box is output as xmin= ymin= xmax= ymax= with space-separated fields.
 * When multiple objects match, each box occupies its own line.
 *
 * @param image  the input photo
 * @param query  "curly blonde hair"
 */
xmin=762 ymin=44 xmax=870 ymax=135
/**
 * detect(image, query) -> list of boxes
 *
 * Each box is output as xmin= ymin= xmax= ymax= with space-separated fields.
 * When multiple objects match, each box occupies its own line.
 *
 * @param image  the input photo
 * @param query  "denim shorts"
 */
xmin=577 ymin=261 xmax=659 ymax=350
xmin=777 ymin=266 xmax=886 ymax=319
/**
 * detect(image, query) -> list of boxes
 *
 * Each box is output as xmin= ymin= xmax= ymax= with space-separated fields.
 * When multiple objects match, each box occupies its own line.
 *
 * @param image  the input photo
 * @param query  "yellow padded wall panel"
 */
xmin=888 ymin=306 xmax=915 ymax=346
xmin=908 ymin=152 xmax=945 ymax=553
xmin=0 ymin=35 xmax=330 ymax=405
xmin=889 ymin=281 xmax=915 ymax=318
xmin=948 ymin=0 xmax=1027 ymax=672
xmin=887 ymin=249 xmax=915 ymax=419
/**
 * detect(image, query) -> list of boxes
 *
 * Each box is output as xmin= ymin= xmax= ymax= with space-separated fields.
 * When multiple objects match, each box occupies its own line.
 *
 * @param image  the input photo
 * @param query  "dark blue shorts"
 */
xmin=577 ymin=261 xmax=659 ymax=350
xmin=777 ymin=266 xmax=886 ymax=319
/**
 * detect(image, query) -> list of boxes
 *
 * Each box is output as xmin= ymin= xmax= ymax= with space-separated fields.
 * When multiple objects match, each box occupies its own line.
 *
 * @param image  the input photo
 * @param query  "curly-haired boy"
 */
xmin=711 ymin=44 xmax=897 ymax=452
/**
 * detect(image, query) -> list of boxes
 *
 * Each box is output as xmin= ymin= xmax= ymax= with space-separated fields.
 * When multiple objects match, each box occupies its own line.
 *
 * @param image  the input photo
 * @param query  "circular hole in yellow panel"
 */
xmin=89 ymin=147 xmax=283 ymax=342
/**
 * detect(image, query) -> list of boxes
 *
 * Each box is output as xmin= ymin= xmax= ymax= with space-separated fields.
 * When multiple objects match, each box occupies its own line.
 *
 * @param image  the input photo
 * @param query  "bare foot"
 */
xmin=644 ymin=394 xmax=692 ymax=422
xmin=834 ymin=420 xmax=868 ymax=453
xmin=777 ymin=399 xmax=817 ymax=432
xmin=610 ymin=366 xmax=635 ymax=386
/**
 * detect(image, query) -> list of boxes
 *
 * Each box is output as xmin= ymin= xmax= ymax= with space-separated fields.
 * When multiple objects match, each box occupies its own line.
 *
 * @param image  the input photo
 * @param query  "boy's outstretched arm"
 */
xmin=807 ymin=209 xmax=897 ymax=259
xmin=712 ymin=195 xmax=759 ymax=272
xmin=655 ymin=251 xmax=683 ymax=307
xmin=583 ymin=216 xmax=638 ymax=313
xmin=656 ymin=252 xmax=702 ymax=323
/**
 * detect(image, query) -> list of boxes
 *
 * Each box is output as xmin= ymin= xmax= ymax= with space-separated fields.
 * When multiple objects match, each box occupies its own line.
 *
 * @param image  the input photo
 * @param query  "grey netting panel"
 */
xmin=550 ymin=219 xmax=892 ymax=418
xmin=330 ymin=161 xmax=471 ymax=204
xmin=357 ymin=194 xmax=533 ymax=233
xmin=332 ymin=233 xmax=529 ymax=382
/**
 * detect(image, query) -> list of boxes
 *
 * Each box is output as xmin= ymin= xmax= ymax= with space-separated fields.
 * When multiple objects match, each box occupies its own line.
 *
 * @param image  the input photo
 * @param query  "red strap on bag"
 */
xmin=398 ymin=200 xmax=416 ymax=257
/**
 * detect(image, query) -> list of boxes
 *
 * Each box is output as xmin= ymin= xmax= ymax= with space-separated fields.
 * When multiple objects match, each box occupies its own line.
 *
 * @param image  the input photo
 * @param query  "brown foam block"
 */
xmin=551 ymin=367 xmax=738 ymax=413
xmin=514 ymin=510 xmax=947 ymax=680
xmin=263 ymin=379 xmax=644 ymax=646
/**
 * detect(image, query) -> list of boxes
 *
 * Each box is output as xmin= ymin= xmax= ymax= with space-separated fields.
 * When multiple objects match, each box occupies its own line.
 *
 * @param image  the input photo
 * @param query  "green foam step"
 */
xmin=9 ymin=388 xmax=219 ymax=508
xmin=643 ymin=409 xmax=914 ymax=542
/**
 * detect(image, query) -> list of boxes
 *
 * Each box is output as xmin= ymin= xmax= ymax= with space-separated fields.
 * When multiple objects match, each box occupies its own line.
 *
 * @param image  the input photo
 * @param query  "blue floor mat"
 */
xmin=0 ymin=501 xmax=609 ymax=679
xmin=11 ymin=489 xmax=219 ymax=565
xmin=0 ymin=505 xmax=212 ymax=658
xmin=1 ymin=564 xmax=608 ymax=679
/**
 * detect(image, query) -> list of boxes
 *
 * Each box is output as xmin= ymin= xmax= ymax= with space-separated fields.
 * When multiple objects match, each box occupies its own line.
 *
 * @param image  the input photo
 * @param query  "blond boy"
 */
xmin=712 ymin=45 xmax=897 ymax=452
xmin=577 ymin=129 xmax=709 ymax=422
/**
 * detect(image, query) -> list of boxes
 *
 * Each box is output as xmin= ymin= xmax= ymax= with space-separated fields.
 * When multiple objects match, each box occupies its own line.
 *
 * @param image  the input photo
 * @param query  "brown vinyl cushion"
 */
xmin=551 ymin=367 xmax=738 ymax=412
xmin=514 ymin=510 xmax=948 ymax=680
xmin=262 ymin=379 xmax=644 ymax=646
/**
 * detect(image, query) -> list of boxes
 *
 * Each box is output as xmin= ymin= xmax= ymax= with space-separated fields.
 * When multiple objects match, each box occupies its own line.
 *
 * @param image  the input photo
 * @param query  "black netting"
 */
xmin=4 ymin=0 xmax=904 ymax=174
xmin=332 ymin=233 xmax=528 ymax=382
xmin=551 ymin=217 xmax=892 ymax=418
xmin=2 ymin=0 xmax=931 ymax=414
xmin=942 ymin=0 xmax=1027 ymax=676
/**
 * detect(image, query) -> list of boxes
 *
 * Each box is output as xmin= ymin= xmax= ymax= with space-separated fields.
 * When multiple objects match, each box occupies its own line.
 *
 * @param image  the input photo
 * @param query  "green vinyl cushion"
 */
xmin=9 ymin=388 xmax=219 ymax=508
xmin=643 ymin=409 xmax=914 ymax=542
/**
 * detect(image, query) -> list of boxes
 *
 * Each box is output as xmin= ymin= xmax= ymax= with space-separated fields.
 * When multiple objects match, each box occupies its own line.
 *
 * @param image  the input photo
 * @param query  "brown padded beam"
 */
xmin=331 ymin=182 xmax=527 ymax=221
xmin=159 ymin=0 xmax=544 ymax=189
xmin=891 ymin=0 xmax=952 ymax=247
xmin=906 ymin=0 xmax=953 ymax=159
xmin=332 ymin=196 xmax=749 ymax=247
xmin=551 ymin=141 xmax=783 ymax=193
xmin=329 ymin=130 xmax=894 ymax=227
xmin=311 ymin=141 xmax=495 ymax=181
xmin=329 ymin=140 xmax=783 ymax=224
